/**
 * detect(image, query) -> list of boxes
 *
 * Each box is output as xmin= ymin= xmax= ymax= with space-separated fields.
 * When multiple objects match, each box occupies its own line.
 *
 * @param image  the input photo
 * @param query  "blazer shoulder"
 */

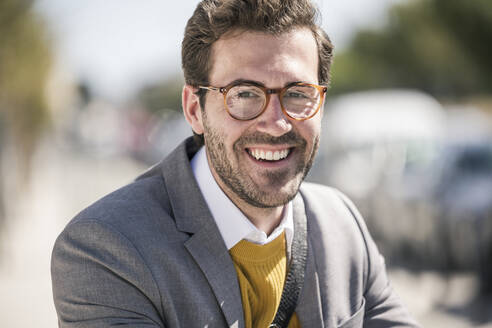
xmin=300 ymin=181 xmax=374 ymax=248
xmin=299 ymin=181 xmax=374 ymax=274
xmin=300 ymin=182 xmax=361 ymax=227
xmin=65 ymin=172 xmax=177 ymax=244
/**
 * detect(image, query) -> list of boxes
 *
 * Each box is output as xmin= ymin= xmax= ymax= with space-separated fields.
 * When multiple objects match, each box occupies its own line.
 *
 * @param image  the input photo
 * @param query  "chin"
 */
xmin=250 ymin=179 xmax=302 ymax=208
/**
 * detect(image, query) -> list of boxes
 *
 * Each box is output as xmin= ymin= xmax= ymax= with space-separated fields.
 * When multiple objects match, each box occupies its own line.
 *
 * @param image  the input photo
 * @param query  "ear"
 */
xmin=182 ymin=84 xmax=204 ymax=135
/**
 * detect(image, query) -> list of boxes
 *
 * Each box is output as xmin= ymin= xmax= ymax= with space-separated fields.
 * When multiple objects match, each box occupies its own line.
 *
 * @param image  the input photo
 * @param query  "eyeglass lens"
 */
xmin=225 ymin=85 xmax=321 ymax=120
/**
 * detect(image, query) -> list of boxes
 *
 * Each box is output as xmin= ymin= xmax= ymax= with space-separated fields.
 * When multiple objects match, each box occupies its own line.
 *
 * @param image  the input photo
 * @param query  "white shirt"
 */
xmin=190 ymin=147 xmax=294 ymax=253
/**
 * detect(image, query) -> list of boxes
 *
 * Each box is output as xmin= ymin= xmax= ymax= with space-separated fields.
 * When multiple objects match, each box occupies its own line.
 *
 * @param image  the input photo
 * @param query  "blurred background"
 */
xmin=0 ymin=0 xmax=491 ymax=326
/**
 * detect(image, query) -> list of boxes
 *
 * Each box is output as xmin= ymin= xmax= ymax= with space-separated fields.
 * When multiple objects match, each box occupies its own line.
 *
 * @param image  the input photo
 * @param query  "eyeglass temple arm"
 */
xmin=198 ymin=86 xmax=220 ymax=92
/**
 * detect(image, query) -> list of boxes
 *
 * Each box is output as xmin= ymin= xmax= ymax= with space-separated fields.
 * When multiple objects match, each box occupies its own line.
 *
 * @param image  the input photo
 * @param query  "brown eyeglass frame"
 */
xmin=198 ymin=81 xmax=328 ymax=121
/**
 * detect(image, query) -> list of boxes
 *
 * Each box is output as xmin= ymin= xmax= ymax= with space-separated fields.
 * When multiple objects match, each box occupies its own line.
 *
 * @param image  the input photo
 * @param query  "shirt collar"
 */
xmin=190 ymin=147 xmax=294 ymax=250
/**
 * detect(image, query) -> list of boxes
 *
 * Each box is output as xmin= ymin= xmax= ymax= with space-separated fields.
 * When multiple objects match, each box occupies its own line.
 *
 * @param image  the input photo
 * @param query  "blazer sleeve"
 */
xmin=336 ymin=192 xmax=421 ymax=328
xmin=51 ymin=218 xmax=164 ymax=327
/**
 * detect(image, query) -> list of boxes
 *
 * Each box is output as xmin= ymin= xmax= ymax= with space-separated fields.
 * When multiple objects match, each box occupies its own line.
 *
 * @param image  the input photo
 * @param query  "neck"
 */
xmin=237 ymin=200 xmax=284 ymax=236
xmin=214 ymin=176 xmax=285 ymax=236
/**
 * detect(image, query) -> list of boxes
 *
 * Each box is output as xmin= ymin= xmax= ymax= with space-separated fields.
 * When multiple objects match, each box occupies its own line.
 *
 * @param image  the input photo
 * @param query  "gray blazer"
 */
xmin=51 ymin=138 xmax=419 ymax=328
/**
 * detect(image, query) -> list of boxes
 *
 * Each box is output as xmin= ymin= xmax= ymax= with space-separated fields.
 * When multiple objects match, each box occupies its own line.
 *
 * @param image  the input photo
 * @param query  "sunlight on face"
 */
xmin=201 ymin=28 xmax=323 ymax=208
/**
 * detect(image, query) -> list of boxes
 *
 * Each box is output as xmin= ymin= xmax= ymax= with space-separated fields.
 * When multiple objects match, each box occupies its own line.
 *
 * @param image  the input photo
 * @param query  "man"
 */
xmin=51 ymin=0 xmax=420 ymax=327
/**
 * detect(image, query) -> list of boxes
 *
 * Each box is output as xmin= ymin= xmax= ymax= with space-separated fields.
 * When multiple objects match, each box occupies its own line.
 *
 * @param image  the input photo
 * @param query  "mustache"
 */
xmin=234 ymin=130 xmax=306 ymax=147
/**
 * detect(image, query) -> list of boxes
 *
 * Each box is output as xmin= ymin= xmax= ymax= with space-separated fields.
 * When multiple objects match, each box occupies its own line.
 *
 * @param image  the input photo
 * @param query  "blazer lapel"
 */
xmin=184 ymin=226 xmax=244 ymax=328
xmin=160 ymin=138 xmax=244 ymax=328
xmin=293 ymin=193 xmax=325 ymax=327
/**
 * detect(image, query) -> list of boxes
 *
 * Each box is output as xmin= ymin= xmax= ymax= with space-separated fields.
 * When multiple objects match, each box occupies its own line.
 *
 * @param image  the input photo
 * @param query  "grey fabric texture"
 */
xmin=51 ymin=137 xmax=420 ymax=328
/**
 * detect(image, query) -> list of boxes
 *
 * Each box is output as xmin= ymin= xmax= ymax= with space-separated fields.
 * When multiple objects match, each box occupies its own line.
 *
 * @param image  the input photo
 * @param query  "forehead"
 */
xmin=209 ymin=28 xmax=319 ymax=86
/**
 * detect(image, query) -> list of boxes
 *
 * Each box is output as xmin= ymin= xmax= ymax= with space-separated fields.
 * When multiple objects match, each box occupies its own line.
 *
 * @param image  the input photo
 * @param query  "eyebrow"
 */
xmin=224 ymin=79 xmax=307 ymax=88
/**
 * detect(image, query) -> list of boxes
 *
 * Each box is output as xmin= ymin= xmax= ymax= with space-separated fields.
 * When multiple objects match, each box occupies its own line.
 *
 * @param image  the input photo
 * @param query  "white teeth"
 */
xmin=249 ymin=148 xmax=290 ymax=161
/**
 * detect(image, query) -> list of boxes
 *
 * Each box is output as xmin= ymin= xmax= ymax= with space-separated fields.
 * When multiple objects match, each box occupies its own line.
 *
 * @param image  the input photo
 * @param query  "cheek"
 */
xmin=296 ymin=120 xmax=321 ymax=144
xmin=203 ymin=114 xmax=246 ymax=151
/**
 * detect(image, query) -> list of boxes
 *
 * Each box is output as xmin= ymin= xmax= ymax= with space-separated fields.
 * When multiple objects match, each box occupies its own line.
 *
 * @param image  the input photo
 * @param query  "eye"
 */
xmin=285 ymin=91 xmax=309 ymax=99
xmin=229 ymin=85 xmax=263 ymax=100
xmin=237 ymin=91 xmax=259 ymax=98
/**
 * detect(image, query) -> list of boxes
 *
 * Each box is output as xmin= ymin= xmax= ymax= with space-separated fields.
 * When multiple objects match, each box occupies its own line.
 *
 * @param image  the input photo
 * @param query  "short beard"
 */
xmin=202 ymin=114 xmax=319 ymax=208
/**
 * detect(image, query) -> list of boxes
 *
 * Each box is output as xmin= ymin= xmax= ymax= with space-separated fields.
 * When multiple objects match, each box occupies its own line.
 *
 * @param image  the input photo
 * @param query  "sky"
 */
xmin=35 ymin=0 xmax=407 ymax=100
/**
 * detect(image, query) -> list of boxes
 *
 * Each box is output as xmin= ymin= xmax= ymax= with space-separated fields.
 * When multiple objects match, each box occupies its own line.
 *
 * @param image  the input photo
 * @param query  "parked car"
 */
xmin=434 ymin=140 xmax=492 ymax=293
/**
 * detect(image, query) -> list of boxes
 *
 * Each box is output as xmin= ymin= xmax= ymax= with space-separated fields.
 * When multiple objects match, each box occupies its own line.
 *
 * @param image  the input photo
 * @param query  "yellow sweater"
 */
xmin=229 ymin=232 xmax=301 ymax=328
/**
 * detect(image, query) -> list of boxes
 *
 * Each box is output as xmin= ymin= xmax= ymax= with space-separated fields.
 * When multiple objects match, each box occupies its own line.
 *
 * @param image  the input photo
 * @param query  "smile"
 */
xmin=247 ymin=148 xmax=291 ymax=161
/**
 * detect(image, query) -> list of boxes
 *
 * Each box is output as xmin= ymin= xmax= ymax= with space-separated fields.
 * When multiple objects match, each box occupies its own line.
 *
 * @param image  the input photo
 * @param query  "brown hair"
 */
xmin=181 ymin=0 xmax=334 ymax=145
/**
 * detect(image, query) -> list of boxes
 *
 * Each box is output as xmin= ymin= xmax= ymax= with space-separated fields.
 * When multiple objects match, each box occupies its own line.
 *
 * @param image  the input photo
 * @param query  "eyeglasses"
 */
xmin=198 ymin=81 xmax=327 ymax=121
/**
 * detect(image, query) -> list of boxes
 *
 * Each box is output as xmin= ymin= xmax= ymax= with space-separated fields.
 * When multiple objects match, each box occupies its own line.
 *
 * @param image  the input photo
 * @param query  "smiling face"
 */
xmin=184 ymin=27 xmax=323 ymax=212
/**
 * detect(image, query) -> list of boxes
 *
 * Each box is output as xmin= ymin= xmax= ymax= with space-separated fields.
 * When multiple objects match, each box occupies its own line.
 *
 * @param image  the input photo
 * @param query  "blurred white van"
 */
xmin=313 ymin=89 xmax=446 ymax=200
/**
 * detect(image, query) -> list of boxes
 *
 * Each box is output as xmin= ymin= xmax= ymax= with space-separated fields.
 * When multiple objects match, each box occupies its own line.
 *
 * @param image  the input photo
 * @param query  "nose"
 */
xmin=255 ymin=94 xmax=292 ymax=137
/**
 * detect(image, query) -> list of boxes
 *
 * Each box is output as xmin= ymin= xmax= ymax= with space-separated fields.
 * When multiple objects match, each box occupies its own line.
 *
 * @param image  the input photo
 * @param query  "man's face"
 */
xmin=198 ymin=28 xmax=322 ymax=208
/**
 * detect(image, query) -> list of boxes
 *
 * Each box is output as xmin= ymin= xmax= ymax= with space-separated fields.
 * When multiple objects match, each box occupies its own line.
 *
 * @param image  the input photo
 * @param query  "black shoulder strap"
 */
xmin=270 ymin=196 xmax=308 ymax=328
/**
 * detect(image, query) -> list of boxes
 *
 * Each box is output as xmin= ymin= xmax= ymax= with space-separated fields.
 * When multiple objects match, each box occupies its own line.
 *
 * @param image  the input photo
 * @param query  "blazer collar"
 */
xmin=160 ymin=137 xmax=210 ymax=234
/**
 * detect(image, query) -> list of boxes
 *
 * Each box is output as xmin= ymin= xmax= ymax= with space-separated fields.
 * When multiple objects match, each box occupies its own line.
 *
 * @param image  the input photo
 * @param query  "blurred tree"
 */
xmin=434 ymin=0 xmax=492 ymax=88
xmin=137 ymin=75 xmax=184 ymax=116
xmin=0 ymin=0 xmax=52 ymax=216
xmin=330 ymin=0 xmax=491 ymax=99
